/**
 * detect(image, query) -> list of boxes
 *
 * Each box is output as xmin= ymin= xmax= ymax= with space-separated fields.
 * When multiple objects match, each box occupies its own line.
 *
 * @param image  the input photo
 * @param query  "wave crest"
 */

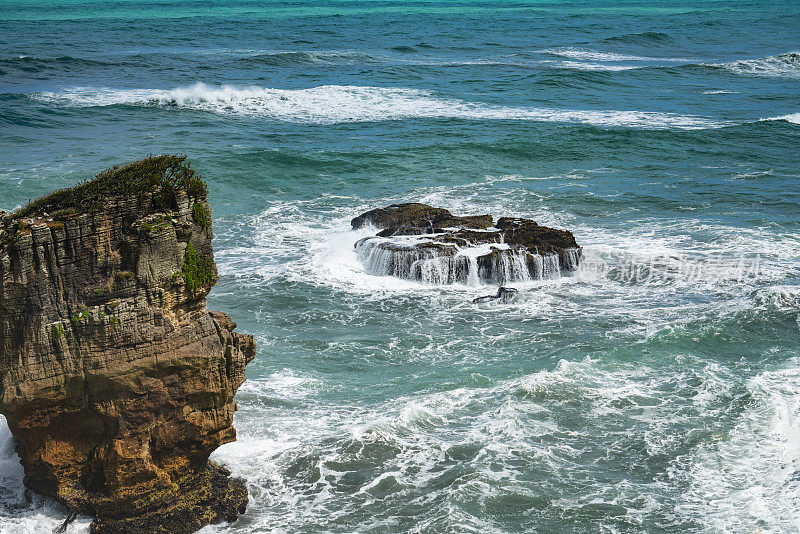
xmin=761 ymin=112 xmax=800 ymax=125
xmin=33 ymin=83 xmax=727 ymax=129
xmin=540 ymin=47 xmax=687 ymax=63
xmin=714 ymin=52 xmax=800 ymax=79
xmin=239 ymin=50 xmax=374 ymax=66
xmin=602 ymin=31 xmax=672 ymax=44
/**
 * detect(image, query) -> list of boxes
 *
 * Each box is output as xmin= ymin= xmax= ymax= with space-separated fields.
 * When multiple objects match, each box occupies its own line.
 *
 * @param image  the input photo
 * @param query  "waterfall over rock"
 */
xmin=352 ymin=203 xmax=582 ymax=285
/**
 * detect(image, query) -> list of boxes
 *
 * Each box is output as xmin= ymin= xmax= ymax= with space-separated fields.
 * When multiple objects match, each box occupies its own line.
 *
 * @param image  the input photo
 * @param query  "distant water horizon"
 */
xmin=1 ymin=1 xmax=799 ymax=532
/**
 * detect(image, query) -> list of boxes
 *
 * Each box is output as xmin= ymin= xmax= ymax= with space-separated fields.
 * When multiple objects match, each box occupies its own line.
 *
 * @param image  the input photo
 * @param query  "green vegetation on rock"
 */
xmin=51 ymin=324 xmax=65 ymax=345
xmin=192 ymin=202 xmax=210 ymax=230
xmin=13 ymin=154 xmax=207 ymax=220
xmin=182 ymin=244 xmax=214 ymax=291
xmin=71 ymin=309 xmax=90 ymax=324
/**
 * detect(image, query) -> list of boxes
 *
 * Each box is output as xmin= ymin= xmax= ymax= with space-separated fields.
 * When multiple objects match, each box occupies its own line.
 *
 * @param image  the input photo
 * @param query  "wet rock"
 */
xmin=353 ymin=203 xmax=581 ymax=284
xmin=352 ymin=203 xmax=493 ymax=232
xmin=472 ymin=286 xmax=519 ymax=304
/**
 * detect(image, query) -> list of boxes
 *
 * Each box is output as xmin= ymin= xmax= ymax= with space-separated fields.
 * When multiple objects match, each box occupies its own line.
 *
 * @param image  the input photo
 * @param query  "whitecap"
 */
xmin=206 ymin=354 xmax=752 ymax=533
xmin=761 ymin=112 xmax=800 ymax=124
xmin=539 ymin=47 xmax=688 ymax=63
xmin=713 ymin=52 xmax=800 ymax=79
xmin=548 ymin=60 xmax=641 ymax=72
xmin=677 ymin=359 xmax=800 ymax=532
xmin=34 ymin=83 xmax=729 ymax=129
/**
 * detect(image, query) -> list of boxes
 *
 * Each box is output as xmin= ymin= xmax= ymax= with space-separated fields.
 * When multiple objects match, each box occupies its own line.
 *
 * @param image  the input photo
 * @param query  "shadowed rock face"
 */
xmin=352 ymin=203 xmax=581 ymax=284
xmin=0 ymin=157 xmax=254 ymax=533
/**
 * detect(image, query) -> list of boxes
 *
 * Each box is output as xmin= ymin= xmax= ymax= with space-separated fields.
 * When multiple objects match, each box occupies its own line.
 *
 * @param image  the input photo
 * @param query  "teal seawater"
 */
xmin=1 ymin=1 xmax=799 ymax=532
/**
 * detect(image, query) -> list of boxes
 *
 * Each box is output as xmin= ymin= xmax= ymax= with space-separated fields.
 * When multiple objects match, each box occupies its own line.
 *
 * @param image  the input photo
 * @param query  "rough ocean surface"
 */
xmin=1 ymin=1 xmax=799 ymax=533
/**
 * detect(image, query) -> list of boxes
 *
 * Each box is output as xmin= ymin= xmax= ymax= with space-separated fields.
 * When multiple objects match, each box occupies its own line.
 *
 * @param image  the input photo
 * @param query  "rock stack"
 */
xmin=0 ymin=156 xmax=254 ymax=533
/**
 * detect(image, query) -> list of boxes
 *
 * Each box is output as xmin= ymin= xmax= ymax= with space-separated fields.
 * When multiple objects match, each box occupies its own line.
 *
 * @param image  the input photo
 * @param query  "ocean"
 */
xmin=1 ymin=1 xmax=799 ymax=532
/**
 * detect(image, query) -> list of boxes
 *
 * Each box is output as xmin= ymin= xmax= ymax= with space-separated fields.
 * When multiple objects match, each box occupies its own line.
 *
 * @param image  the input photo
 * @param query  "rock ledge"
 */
xmin=352 ymin=203 xmax=581 ymax=284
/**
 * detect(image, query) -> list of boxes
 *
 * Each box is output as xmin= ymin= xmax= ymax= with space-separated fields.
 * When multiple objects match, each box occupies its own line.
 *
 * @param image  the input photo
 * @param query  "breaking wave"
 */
xmin=33 ymin=83 xmax=728 ymax=129
xmin=712 ymin=52 xmax=800 ymax=79
xmin=678 ymin=359 xmax=800 ymax=532
xmin=761 ymin=112 xmax=800 ymax=125
xmin=540 ymin=47 xmax=688 ymax=63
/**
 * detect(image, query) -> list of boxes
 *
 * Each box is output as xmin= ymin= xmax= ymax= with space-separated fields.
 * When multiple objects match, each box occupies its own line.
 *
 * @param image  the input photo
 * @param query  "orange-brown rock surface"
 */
xmin=0 ymin=156 xmax=255 ymax=533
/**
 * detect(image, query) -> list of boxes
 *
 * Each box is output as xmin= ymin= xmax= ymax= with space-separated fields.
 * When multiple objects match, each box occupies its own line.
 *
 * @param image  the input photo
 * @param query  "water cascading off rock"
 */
xmin=352 ymin=203 xmax=582 ymax=285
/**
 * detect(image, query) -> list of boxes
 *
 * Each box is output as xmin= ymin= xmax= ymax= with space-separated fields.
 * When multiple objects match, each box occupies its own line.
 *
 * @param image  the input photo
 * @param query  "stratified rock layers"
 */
xmin=352 ymin=203 xmax=582 ymax=285
xmin=0 ymin=158 xmax=254 ymax=533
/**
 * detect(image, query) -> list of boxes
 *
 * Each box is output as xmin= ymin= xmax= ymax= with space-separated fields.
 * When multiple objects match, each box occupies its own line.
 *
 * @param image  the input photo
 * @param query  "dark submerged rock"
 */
xmin=472 ymin=287 xmax=519 ymax=304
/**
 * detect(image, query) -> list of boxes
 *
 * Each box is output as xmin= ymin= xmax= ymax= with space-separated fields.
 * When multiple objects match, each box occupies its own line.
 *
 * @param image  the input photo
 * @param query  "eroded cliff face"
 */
xmin=0 ymin=157 xmax=254 ymax=533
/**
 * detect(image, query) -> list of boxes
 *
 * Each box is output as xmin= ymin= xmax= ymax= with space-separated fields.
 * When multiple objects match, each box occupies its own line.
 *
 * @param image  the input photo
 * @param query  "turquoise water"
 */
xmin=1 ymin=1 xmax=800 ymax=532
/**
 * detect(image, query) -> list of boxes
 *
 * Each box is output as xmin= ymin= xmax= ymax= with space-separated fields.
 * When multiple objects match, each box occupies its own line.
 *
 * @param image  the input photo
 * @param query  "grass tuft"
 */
xmin=182 ymin=244 xmax=214 ymax=291
xmin=192 ymin=202 xmax=210 ymax=230
xmin=13 ymin=154 xmax=206 ymax=220
xmin=51 ymin=324 xmax=65 ymax=345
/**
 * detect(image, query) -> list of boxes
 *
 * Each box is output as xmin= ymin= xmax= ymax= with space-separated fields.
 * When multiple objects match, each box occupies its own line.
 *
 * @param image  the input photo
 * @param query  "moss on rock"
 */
xmin=13 ymin=154 xmax=206 ymax=220
xmin=192 ymin=202 xmax=210 ymax=230
xmin=182 ymin=243 xmax=214 ymax=291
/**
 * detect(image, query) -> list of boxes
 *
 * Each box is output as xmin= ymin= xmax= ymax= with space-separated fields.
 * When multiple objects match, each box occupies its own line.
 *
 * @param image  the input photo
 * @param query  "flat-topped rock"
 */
xmin=352 ymin=203 xmax=494 ymax=234
xmin=353 ymin=203 xmax=581 ymax=285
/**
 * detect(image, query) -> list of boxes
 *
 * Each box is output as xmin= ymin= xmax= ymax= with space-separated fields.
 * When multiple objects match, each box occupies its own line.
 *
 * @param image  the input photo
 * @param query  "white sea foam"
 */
xmin=238 ymin=371 xmax=323 ymax=399
xmin=34 ymin=83 xmax=728 ymax=129
xmin=540 ymin=47 xmax=688 ymax=63
xmin=215 ymin=170 xmax=799 ymax=322
xmin=225 ymin=211 xmax=770 ymax=376
xmin=761 ymin=112 xmax=800 ymax=124
xmin=535 ymin=47 xmax=692 ymax=72
xmin=205 ymin=354 xmax=752 ymax=533
xmin=548 ymin=60 xmax=641 ymax=72
xmin=205 ymin=172 xmax=800 ymax=532
xmin=678 ymin=359 xmax=800 ymax=532
xmin=753 ymin=285 xmax=800 ymax=311
xmin=714 ymin=52 xmax=800 ymax=79
xmin=217 ymin=199 xmax=584 ymax=301
xmin=215 ymin=202 xmax=441 ymax=296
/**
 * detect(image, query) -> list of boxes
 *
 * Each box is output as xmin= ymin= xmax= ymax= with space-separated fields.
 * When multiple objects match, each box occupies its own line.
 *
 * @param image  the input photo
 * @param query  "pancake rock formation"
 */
xmin=353 ymin=203 xmax=582 ymax=284
xmin=0 ymin=156 xmax=255 ymax=533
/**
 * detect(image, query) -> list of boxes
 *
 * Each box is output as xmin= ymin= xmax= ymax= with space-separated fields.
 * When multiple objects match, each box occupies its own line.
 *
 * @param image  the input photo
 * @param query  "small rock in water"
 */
xmin=352 ymin=203 xmax=582 ymax=285
xmin=473 ymin=286 xmax=519 ymax=304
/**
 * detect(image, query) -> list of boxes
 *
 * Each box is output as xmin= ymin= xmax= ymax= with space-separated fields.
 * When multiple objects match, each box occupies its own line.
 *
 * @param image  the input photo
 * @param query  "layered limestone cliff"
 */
xmin=0 ymin=156 xmax=254 ymax=533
